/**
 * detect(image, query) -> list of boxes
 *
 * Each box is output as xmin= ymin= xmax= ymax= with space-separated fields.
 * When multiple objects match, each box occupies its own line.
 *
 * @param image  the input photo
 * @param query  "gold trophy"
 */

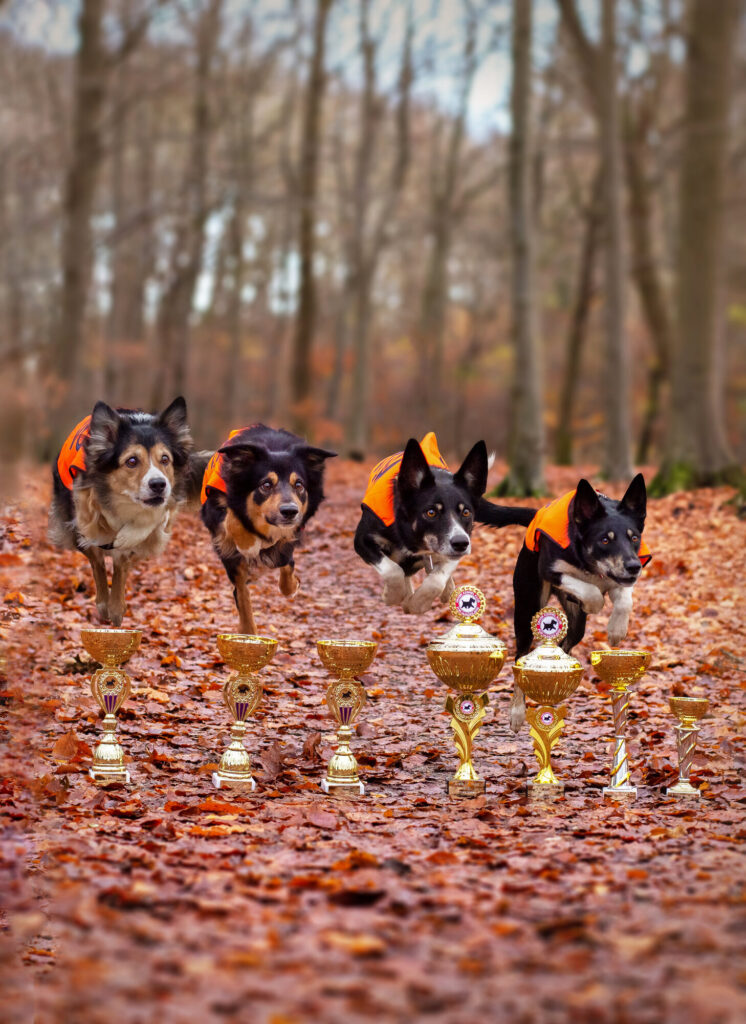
xmin=212 ymin=633 xmax=278 ymax=791
xmin=426 ymin=586 xmax=506 ymax=797
xmin=317 ymin=639 xmax=377 ymax=796
xmin=666 ymin=696 xmax=709 ymax=798
xmin=81 ymin=627 xmax=141 ymax=784
xmin=513 ymin=608 xmax=583 ymax=799
xmin=590 ymin=649 xmax=650 ymax=799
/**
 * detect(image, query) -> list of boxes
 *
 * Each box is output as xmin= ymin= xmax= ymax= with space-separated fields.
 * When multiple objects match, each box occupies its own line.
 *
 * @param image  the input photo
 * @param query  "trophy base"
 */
xmin=89 ymin=767 xmax=130 ymax=785
xmin=321 ymin=778 xmax=365 ymax=796
xmin=448 ymin=779 xmax=485 ymax=798
xmin=212 ymin=772 xmax=256 ymax=791
xmin=527 ymin=781 xmax=564 ymax=801
xmin=604 ymin=785 xmax=637 ymax=800
xmin=665 ymin=782 xmax=701 ymax=798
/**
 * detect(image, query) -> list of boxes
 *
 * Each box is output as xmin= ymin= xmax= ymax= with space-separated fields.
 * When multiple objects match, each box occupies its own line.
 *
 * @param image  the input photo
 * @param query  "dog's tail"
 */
xmin=183 ymin=450 xmax=213 ymax=508
xmin=475 ymin=498 xmax=536 ymax=529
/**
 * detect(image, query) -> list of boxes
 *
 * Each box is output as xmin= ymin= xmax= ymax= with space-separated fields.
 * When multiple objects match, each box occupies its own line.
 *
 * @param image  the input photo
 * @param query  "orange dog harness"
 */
xmin=57 ymin=415 xmax=92 ymax=490
xmin=200 ymin=427 xmax=255 ymax=504
xmin=525 ymin=489 xmax=651 ymax=565
xmin=361 ymin=432 xmax=448 ymax=526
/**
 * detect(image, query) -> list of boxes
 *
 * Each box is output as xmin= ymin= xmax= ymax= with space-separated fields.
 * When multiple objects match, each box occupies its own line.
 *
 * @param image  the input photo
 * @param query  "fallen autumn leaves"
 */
xmin=1 ymin=461 xmax=745 ymax=1023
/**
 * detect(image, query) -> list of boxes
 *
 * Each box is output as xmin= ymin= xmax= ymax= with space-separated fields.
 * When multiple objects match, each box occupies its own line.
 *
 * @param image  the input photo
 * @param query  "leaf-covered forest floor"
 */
xmin=1 ymin=461 xmax=745 ymax=1024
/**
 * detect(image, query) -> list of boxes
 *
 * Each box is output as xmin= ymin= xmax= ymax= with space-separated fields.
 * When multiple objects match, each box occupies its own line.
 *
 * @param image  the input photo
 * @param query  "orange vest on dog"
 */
xmin=526 ymin=489 xmax=651 ymax=566
xmin=200 ymin=427 xmax=252 ymax=504
xmin=57 ymin=415 xmax=92 ymax=490
xmin=361 ymin=432 xmax=448 ymax=527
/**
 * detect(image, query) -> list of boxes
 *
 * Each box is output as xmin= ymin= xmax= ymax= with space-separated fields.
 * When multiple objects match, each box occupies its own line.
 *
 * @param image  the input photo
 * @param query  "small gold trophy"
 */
xmin=212 ymin=633 xmax=278 ymax=791
xmin=81 ymin=627 xmax=141 ymax=785
xmin=666 ymin=696 xmax=709 ymax=798
xmin=513 ymin=608 xmax=583 ymax=800
xmin=426 ymin=586 xmax=506 ymax=797
xmin=317 ymin=639 xmax=377 ymax=796
xmin=590 ymin=649 xmax=650 ymax=799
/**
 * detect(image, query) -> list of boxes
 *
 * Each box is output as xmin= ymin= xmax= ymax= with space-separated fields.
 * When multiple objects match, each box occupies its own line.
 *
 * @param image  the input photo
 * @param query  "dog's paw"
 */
xmin=607 ymin=619 xmax=629 ymax=648
xmin=382 ymin=578 xmax=409 ymax=606
xmin=509 ymin=690 xmax=526 ymax=733
xmin=439 ymin=576 xmax=456 ymax=605
xmin=110 ymin=606 xmax=125 ymax=627
xmin=95 ymin=601 xmax=111 ymax=623
xmin=402 ymin=587 xmax=436 ymax=615
xmin=280 ymin=570 xmax=300 ymax=598
xmin=583 ymin=590 xmax=605 ymax=615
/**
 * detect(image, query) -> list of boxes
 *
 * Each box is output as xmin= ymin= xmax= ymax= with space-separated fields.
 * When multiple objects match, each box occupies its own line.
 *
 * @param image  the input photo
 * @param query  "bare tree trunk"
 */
xmin=50 ymin=0 xmax=107 ymax=433
xmin=600 ymin=0 xmax=632 ymax=479
xmin=151 ymin=0 xmax=222 ymax=411
xmin=653 ymin=0 xmax=741 ymax=492
xmin=555 ymin=169 xmax=602 ymax=465
xmin=289 ymin=0 xmax=333 ymax=437
xmin=501 ymin=0 xmax=544 ymax=495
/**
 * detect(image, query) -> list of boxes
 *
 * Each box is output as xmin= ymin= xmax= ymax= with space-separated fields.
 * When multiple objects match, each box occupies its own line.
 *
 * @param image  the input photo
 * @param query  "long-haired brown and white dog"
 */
xmin=48 ymin=397 xmax=201 ymax=625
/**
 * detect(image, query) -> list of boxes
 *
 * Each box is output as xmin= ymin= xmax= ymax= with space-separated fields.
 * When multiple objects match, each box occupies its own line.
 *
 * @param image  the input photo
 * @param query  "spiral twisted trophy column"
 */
xmin=666 ymin=696 xmax=709 ymax=798
xmin=591 ymin=650 xmax=649 ymax=800
xmin=317 ymin=640 xmax=377 ymax=796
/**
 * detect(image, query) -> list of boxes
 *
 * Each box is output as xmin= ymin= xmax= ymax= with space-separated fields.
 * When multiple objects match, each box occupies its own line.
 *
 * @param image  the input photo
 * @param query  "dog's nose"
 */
xmin=450 ymin=537 xmax=470 ymax=555
xmin=279 ymin=504 xmax=299 ymax=521
xmin=149 ymin=478 xmax=167 ymax=494
xmin=625 ymin=560 xmax=642 ymax=576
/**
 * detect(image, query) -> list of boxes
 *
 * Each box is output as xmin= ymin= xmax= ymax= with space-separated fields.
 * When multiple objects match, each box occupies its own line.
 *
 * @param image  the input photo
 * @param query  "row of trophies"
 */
xmin=78 ymin=585 xmax=708 ymax=801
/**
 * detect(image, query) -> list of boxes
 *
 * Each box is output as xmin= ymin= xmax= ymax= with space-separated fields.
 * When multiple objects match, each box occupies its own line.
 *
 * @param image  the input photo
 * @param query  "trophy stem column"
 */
xmin=666 ymin=723 xmax=701 ymax=798
xmin=445 ymin=691 xmax=488 ymax=796
xmin=322 ymin=678 xmax=365 ymax=795
xmin=91 ymin=712 xmax=129 ymax=783
xmin=525 ymin=704 xmax=566 ymax=798
xmin=604 ymin=683 xmax=637 ymax=799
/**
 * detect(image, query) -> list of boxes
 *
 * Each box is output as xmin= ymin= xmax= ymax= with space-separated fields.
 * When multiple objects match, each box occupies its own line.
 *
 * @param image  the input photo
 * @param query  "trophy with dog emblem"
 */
xmin=590 ymin=649 xmax=650 ymax=799
xmin=513 ymin=608 xmax=583 ymax=799
xmin=212 ymin=634 xmax=278 ymax=790
xmin=426 ymin=586 xmax=506 ymax=797
xmin=316 ymin=639 xmax=377 ymax=796
xmin=81 ymin=628 xmax=141 ymax=784
xmin=666 ymin=696 xmax=709 ymax=798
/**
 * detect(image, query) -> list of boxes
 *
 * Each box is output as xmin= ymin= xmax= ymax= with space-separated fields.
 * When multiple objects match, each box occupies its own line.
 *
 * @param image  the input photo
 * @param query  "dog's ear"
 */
xmin=454 ymin=441 xmax=489 ymax=498
xmin=573 ymin=478 xmax=603 ymax=526
xmin=158 ymin=396 xmax=193 ymax=462
xmin=86 ymin=402 xmax=122 ymax=462
xmin=397 ymin=439 xmax=435 ymax=503
xmin=619 ymin=473 xmax=647 ymax=518
xmin=218 ymin=438 xmax=268 ymax=466
xmin=296 ymin=444 xmax=337 ymax=469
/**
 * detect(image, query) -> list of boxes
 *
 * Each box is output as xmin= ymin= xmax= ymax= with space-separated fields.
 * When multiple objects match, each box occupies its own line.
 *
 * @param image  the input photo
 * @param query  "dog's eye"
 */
xmin=601 ymin=537 xmax=610 ymax=545
xmin=125 ymin=456 xmax=138 ymax=468
xmin=294 ymin=480 xmax=305 ymax=493
xmin=425 ymin=508 xmax=437 ymax=519
xmin=160 ymin=454 xmax=170 ymax=466
xmin=631 ymin=534 xmax=638 ymax=543
xmin=462 ymin=508 xmax=471 ymax=518
xmin=259 ymin=480 xmax=273 ymax=494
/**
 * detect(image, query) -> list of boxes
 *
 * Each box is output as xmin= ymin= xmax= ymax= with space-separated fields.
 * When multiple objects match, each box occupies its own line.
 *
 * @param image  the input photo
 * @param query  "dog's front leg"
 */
xmin=279 ymin=563 xmax=300 ymax=597
xmin=234 ymin=562 xmax=257 ymax=635
xmin=556 ymin=572 xmax=605 ymax=615
xmin=374 ymin=555 xmax=410 ymax=606
xmin=85 ymin=547 xmax=110 ymax=622
xmin=402 ymin=559 xmax=460 ymax=615
xmin=510 ymin=683 xmax=526 ymax=733
xmin=109 ymin=555 xmax=132 ymax=626
xmin=607 ymin=585 xmax=633 ymax=647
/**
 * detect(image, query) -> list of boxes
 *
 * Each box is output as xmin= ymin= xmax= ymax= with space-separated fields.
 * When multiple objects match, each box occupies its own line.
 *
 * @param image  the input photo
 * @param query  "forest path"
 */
xmin=2 ymin=462 xmax=745 ymax=1023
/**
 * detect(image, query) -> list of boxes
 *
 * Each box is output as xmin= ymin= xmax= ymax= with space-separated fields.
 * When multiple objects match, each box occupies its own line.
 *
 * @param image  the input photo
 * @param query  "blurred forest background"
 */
xmin=0 ymin=0 xmax=744 ymax=494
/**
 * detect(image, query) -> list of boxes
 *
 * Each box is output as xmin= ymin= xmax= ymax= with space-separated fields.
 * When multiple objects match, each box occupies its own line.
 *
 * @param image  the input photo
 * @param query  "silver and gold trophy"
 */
xmin=590 ymin=649 xmax=650 ymax=799
xmin=212 ymin=633 xmax=278 ymax=791
xmin=666 ymin=696 xmax=709 ymax=798
xmin=513 ymin=608 xmax=583 ymax=799
xmin=317 ymin=639 xmax=377 ymax=796
xmin=426 ymin=586 xmax=506 ymax=797
xmin=81 ymin=627 xmax=141 ymax=784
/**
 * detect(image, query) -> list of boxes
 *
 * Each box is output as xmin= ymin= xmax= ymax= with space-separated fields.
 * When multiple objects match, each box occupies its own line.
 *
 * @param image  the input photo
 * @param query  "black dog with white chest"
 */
xmin=510 ymin=474 xmax=650 ymax=730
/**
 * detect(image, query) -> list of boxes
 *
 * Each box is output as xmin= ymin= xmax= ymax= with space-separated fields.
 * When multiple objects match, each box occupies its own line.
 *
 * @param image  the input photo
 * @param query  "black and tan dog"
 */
xmin=200 ymin=424 xmax=336 ymax=634
xmin=48 ymin=397 xmax=197 ymax=625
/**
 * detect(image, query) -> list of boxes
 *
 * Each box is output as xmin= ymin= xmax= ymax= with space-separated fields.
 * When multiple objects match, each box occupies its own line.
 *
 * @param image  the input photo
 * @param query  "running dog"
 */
xmin=48 ymin=397 xmax=197 ymax=625
xmin=200 ymin=424 xmax=336 ymax=634
xmin=510 ymin=474 xmax=651 ymax=730
xmin=354 ymin=433 xmax=535 ymax=614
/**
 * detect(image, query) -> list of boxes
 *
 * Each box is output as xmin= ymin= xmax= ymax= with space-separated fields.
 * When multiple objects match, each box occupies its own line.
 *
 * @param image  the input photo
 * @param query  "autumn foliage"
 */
xmin=1 ymin=461 xmax=745 ymax=1022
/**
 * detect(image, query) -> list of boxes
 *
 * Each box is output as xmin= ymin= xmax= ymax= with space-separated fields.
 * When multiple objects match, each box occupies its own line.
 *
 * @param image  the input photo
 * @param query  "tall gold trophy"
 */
xmin=426 ymin=586 xmax=506 ymax=797
xmin=81 ymin=627 xmax=141 ymax=784
xmin=666 ymin=696 xmax=709 ymax=798
xmin=212 ymin=633 xmax=278 ymax=791
xmin=590 ymin=649 xmax=650 ymax=799
xmin=513 ymin=608 xmax=583 ymax=799
xmin=317 ymin=639 xmax=377 ymax=796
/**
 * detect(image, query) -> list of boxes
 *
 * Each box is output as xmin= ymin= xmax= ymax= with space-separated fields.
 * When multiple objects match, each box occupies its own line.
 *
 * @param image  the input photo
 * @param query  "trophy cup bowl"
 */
xmin=212 ymin=633 xmax=278 ymax=791
xmin=666 ymin=695 xmax=709 ymax=798
xmin=427 ymin=647 xmax=505 ymax=692
xmin=317 ymin=639 xmax=377 ymax=797
xmin=591 ymin=649 xmax=650 ymax=799
xmin=513 ymin=662 xmax=584 ymax=706
xmin=81 ymin=627 xmax=141 ymax=785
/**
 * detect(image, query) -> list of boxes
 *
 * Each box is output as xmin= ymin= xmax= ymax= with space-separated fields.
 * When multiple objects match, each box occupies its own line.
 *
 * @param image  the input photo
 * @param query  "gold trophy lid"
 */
xmin=515 ymin=607 xmax=582 ymax=674
xmin=427 ymin=585 xmax=506 ymax=655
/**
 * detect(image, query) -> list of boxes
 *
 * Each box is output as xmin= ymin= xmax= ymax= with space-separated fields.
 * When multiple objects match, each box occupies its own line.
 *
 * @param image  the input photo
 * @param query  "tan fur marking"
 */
xmin=279 ymin=564 xmax=300 ymax=597
xmin=225 ymin=509 xmax=261 ymax=550
xmin=234 ymin=562 xmax=256 ymax=634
